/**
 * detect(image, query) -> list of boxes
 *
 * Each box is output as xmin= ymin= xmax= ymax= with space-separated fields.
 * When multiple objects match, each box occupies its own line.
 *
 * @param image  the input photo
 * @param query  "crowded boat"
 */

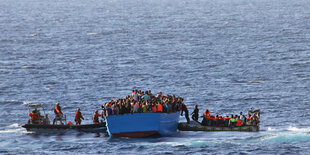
xmin=26 ymin=90 xmax=188 ymax=125
xmin=24 ymin=90 xmax=260 ymax=134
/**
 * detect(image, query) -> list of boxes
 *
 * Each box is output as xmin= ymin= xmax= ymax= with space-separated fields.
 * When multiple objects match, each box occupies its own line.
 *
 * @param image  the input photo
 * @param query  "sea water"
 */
xmin=0 ymin=0 xmax=310 ymax=154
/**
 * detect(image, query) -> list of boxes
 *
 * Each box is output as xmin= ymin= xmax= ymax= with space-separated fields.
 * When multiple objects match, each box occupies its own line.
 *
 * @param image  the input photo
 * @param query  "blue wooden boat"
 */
xmin=106 ymin=112 xmax=180 ymax=138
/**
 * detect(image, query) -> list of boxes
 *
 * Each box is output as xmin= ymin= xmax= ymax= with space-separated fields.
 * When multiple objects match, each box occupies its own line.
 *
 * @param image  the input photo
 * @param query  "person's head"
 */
xmin=77 ymin=108 xmax=80 ymax=111
xmin=240 ymin=112 xmax=243 ymax=115
xmin=56 ymin=102 xmax=60 ymax=106
xmin=95 ymin=110 xmax=98 ymax=113
xmin=194 ymin=104 xmax=198 ymax=109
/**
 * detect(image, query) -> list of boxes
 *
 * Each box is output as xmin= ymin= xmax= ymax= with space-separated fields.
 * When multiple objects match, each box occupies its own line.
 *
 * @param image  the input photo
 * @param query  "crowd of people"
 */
xmin=100 ymin=90 xmax=188 ymax=119
xmin=28 ymin=90 xmax=189 ymax=125
xmin=28 ymin=109 xmax=50 ymax=125
xmin=191 ymin=106 xmax=260 ymax=127
xmin=28 ymin=90 xmax=259 ymax=127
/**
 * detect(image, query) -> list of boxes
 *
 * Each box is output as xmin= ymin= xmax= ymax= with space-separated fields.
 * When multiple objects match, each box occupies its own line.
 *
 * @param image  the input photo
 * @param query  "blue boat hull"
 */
xmin=106 ymin=112 xmax=180 ymax=137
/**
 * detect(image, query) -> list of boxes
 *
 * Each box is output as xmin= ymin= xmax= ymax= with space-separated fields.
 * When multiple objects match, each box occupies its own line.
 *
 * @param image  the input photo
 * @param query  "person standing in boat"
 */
xmin=180 ymin=103 xmax=190 ymax=124
xmin=75 ymin=108 xmax=84 ymax=125
xmin=53 ymin=102 xmax=63 ymax=125
xmin=191 ymin=104 xmax=199 ymax=122
xmin=92 ymin=110 xmax=102 ymax=124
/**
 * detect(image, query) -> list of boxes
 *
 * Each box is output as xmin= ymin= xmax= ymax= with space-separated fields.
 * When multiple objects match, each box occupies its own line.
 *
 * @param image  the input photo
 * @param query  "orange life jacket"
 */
xmin=75 ymin=111 xmax=83 ymax=120
xmin=152 ymin=106 xmax=157 ymax=112
xmin=157 ymin=104 xmax=163 ymax=112
xmin=225 ymin=117 xmax=231 ymax=120
xmin=247 ymin=116 xmax=251 ymax=120
xmin=55 ymin=106 xmax=62 ymax=114
xmin=29 ymin=112 xmax=39 ymax=120
xmin=236 ymin=120 xmax=242 ymax=126
xmin=203 ymin=110 xmax=210 ymax=118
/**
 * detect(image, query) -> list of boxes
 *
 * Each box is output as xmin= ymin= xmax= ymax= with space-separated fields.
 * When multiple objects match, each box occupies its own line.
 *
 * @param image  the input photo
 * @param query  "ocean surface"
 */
xmin=1 ymin=0 xmax=310 ymax=154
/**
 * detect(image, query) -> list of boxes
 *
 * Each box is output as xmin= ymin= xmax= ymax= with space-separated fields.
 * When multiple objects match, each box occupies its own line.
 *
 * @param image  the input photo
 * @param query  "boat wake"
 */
xmin=0 ymin=123 xmax=27 ymax=134
xmin=260 ymin=126 xmax=310 ymax=143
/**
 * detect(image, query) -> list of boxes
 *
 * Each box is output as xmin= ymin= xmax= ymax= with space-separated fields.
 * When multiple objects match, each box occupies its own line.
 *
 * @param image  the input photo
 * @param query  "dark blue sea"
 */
xmin=1 ymin=0 xmax=310 ymax=154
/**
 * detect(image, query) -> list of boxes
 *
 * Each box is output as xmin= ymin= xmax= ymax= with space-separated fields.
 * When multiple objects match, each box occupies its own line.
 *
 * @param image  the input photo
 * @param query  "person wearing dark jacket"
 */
xmin=191 ymin=104 xmax=199 ymax=122
xmin=181 ymin=103 xmax=190 ymax=124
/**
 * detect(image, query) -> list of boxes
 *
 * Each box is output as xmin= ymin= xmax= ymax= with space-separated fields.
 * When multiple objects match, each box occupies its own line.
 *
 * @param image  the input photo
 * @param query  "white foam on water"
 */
xmin=266 ymin=127 xmax=277 ymax=131
xmin=287 ymin=126 xmax=310 ymax=133
xmin=28 ymin=33 xmax=37 ymax=37
xmin=248 ymin=80 xmax=264 ymax=84
xmin=259 ymin=126 xmax=310 ymax=143
xmin=23 ymin=101 xmax=30 ymax=105
xmin=0 ymin=128 xmax=24 ymax=133
xmin=21 ymin=65 xmax=35 ymax=69
xmin=87 ymin=33 xmax=97 ymax=36
xmin=7 ymin=123 xmax=19 ymax=128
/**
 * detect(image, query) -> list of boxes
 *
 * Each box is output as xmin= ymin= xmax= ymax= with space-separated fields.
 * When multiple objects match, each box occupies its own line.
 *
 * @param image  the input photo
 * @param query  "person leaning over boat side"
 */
xmin=53 ymin=102 xmax=63 ymax=125
xmin=191 ymin=104 xmax=199 ymax=122
xmin=101 ymin=105 xmax=106 ymax=118
xmin=92 ymin=110 xmax=102 ymax=124
xmin=75 ymin=108 xmax=84 ymax=125
xmin=180 ymin=103 xmax=190 ymax=124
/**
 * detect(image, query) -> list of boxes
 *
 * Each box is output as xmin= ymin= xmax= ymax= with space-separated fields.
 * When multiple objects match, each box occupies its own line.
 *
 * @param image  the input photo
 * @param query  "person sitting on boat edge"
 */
xmin=250 ymin=113 xmax=260 ymax=126
xmin=53 ymin=102 xmax=63 ymax=125
xmin=101 ymin=105 xmax=106 ymax=119
xmin=216 ymin=115 xmax=225 ymax=127
xmin=239 ymin=112 xmax=246 ymax=126
xmin=191 ymin=104 xmax=199 ymax=122
xmin=43 ymin=114 xmax=50 ymax=125
xmin=92 ymin=110 xmax=102 ymax=124
xmin=235 ymin=116 xmax=243 ymax=127
xmin=75 ymin=108 xmax=84 ymax=125
xmin=246 ymin=114 xmax=252 ymax=125
xmin=229 ymin=115 xmax=236 ymax=127
xmin=224 ymin=115 xmax=231 ymax=127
